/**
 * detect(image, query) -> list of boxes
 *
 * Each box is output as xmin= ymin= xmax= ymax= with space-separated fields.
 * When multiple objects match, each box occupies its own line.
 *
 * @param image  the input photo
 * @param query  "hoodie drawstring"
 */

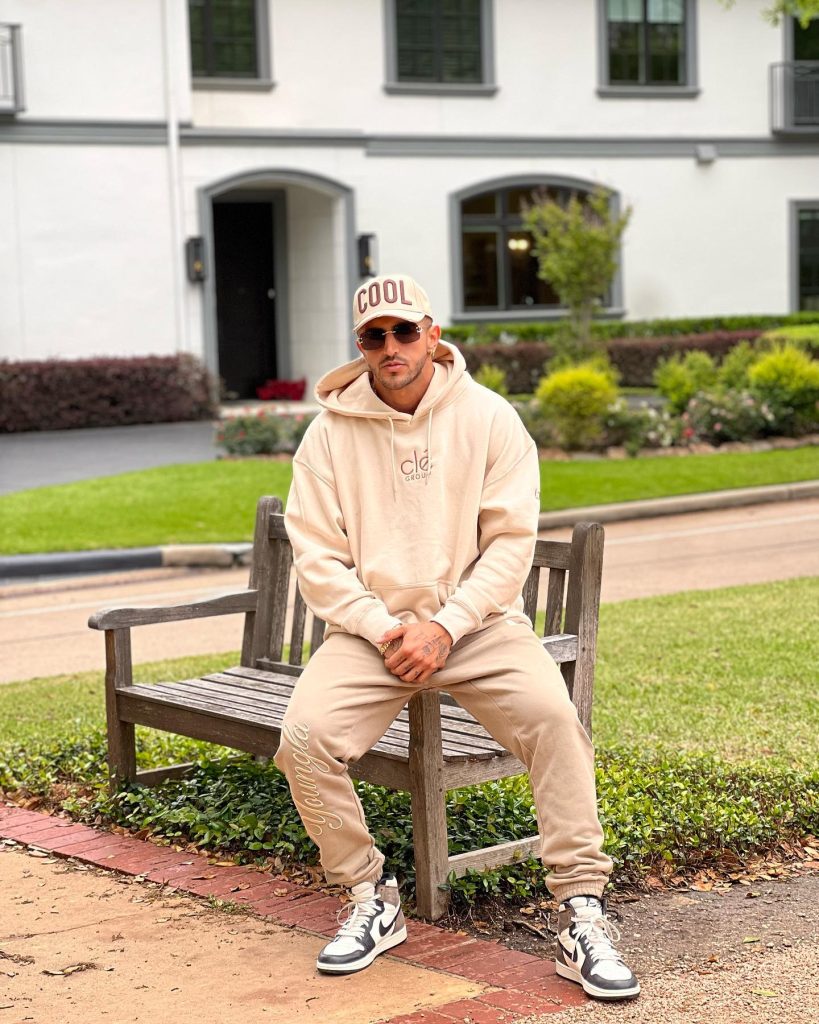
xmin=389 ymin=418 xmax=397 ymax=501
xmin=425 ymin=408 xmax=433 ymax=486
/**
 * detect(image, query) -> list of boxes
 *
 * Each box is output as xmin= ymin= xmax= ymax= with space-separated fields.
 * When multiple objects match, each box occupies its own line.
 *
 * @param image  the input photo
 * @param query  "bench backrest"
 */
xmin=239 ymin=495 xmax=604 ymax=730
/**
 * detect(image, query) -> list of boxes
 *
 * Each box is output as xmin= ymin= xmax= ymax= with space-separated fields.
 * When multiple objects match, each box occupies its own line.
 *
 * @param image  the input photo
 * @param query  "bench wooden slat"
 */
xmin=532 ymin=540 xmax=571 ymax=571
xmin=156 ymin=677 xmax=491 ymax=762
xmin=545 ymin=569 xmax=567 ymax=637
xmin=447 ymin=835 xmax=541 ymax=877
xmin=210 ymin=666 xmax=507 ymax=737
xmin=289 ymin=586 xmax=308 ymax=667
xmin=138 ymin=679 xmax=486 ymax=763
xmin=127 ymin=684 xmax=417 ymax=760
xmin=522 ymin=565 xmax=540 ymax=623
xmin=194 ymin=677 xmax=501 ymax=758
xmin=90 ymin=589 xmax=259 ymax=630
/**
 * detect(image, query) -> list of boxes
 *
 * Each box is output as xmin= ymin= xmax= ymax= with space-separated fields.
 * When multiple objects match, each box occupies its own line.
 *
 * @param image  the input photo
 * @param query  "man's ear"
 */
xmin=428 ymin=322 xmax=441 ymax=354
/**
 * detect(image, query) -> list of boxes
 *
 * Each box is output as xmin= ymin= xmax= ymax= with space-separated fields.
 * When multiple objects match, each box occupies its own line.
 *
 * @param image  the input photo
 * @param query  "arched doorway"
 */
xmin=198 ymin=169 xmax=356 ymax=398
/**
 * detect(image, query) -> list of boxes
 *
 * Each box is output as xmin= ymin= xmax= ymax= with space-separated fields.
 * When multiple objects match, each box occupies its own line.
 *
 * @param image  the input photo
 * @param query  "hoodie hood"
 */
xmin=314 ymin=340 xmax=468 ymax=421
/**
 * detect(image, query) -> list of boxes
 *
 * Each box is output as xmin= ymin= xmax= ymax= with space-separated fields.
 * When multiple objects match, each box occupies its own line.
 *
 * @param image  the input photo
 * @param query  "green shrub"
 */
xmin=216 ymin=412 xmax=316 ymax=456
xmin=455 ymin=342 xmax=553 ymax=393
xmin=717 ymin=340 xmax=759 ymax=391
xmin=654 ymin=351 xmax=718 ymax=414
xmin=450 ymin=331 xmax=762 ymax=391
xmin=760 ymin=325 xmax=819 ymax=357
xmin=474 ymin=363 xmax=509 ymax=397
xmin=603 ymin=399 xmax=681 ymax=456
xmin=761 ymin=327 xmax=818 ymax=360
xmin=513 ymin=399 xmax=557 ymax=448
xmin=682 ymin=389 xmax=775 ymax=445
xmin=3 ymin=735 xmax=816 ymax=908
xmin=535 ymin=364 xmax=618 ymax=450
xmin=748 ymin=345 xmax=819 ymax=435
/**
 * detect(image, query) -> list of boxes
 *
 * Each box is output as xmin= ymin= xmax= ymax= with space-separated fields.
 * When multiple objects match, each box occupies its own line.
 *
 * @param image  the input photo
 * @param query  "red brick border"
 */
xmin=0 ymin=803 xmax=587 ymax=1021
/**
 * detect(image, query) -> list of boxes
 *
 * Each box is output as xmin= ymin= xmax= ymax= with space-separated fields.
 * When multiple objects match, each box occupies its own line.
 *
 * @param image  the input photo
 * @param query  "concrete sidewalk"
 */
xmin=0 ymin=804 xmax=579 ymax=1023
xmin=2 ymin=805 xmax=817 ymax=1024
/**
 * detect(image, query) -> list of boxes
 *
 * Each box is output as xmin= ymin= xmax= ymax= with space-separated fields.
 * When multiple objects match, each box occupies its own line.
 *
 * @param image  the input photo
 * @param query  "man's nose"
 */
xmin=382 ymin=331 xmax=402 ymax=356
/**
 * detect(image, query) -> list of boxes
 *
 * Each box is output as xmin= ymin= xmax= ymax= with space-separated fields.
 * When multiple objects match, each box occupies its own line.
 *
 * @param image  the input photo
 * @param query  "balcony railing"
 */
xmin=0 ymin=24 xmax=24 ymax=114
xmin=771 ymin=61 xmax=819 ymax=134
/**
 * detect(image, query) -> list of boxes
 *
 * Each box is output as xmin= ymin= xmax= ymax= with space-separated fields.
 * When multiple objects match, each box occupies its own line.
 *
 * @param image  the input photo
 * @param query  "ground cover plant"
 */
xmin=2 ymin=447 xmax=817 ymax=555
xmin=1 ymin=578 xmax=816 ymax=908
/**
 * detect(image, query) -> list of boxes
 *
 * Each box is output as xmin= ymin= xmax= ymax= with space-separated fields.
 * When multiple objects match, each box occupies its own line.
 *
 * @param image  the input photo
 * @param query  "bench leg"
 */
xmin=104 ymin=629 xmax=137 ymax=793
xmin=408 ymin=691 xmax=450 ymax=921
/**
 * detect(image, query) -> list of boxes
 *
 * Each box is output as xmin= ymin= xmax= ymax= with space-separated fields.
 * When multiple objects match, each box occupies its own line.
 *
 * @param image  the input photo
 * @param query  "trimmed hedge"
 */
xmin=607 ymin=330 xmax=763 ymax=387
xmin=0 ymin=354 xmax=217 ymax=433
xmin=443 ymin=311 xmax=819 ymax=346
xmin=457 ymin=342 xmax=554 ymax=393
xmin=452 ymin=330 xmax=764 ymax=390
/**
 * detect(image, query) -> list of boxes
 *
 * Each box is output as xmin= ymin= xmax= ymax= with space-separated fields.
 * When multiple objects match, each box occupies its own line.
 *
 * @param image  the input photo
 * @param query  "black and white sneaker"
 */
xmin=555 ymin=895 xmax=640 ymax=1001
xmin=316 ymin=874 xmax=407 ymax=974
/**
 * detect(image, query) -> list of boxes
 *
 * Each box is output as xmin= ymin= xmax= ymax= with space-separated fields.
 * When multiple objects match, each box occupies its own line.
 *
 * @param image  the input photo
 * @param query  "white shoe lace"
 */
xmin=334 ymin=891 xmax=382 ymax=943
xmin=570 ymin=907 xmax=625 ymax=965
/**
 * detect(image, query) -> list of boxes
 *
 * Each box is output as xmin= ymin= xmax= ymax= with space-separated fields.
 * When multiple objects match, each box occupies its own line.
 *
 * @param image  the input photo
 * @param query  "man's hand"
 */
xmin=376 ymin=622 xmax=453 ymax=684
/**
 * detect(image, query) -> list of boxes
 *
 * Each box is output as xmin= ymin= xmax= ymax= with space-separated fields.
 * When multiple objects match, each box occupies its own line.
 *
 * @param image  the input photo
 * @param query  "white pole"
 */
xmin=160 ymin=0 xmax=188 ymax=353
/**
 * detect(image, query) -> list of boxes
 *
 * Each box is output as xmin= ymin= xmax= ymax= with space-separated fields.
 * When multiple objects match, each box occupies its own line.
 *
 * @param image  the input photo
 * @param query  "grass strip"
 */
xmin=1 ymin=446 xmax=817 ymax=554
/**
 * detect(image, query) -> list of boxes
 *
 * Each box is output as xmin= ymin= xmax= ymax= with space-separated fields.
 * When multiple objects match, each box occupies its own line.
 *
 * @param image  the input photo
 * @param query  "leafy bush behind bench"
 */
xmin=2 ymin=734 xmax=815 ymax=907
xmin=0 ymin=354 xmax=217 ymax=433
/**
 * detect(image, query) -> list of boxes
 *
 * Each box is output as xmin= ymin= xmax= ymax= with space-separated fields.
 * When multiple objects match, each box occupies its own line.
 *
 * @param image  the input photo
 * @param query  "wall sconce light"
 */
xmin=185 ymin=236 xmax=207 ymax=282
xmin=695 ymin=144 xmax=717 ymax=166
xmin=358 ymin=233 xmax=377 ymax=278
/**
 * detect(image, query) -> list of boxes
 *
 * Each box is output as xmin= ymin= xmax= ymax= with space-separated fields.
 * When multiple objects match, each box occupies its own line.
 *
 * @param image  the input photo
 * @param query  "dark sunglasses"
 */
xmin=357 ymin=321 xmax=422 ymax=350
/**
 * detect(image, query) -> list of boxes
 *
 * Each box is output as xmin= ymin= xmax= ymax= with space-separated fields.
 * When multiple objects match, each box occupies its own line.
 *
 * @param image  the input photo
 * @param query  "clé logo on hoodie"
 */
xmin=402 ymin=448 xmax=431 ymax=482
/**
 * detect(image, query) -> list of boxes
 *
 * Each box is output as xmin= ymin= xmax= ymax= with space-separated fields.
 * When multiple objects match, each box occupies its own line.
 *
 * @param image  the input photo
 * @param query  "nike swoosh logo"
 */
xmin=378 ymin=911 xmax=399 ymax=938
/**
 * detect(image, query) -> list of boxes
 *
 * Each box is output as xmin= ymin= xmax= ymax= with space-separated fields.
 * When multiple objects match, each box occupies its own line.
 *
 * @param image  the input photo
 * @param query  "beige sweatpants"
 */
xmin=273 ymin=617 xmax=613 ymax=905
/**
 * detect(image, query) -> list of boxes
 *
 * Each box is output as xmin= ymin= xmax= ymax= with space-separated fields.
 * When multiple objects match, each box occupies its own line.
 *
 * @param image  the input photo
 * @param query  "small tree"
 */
xmin=523 ymin=187 xmax=631 ymax=358
xmin=720 ymin=1 xmax=819 ymax=26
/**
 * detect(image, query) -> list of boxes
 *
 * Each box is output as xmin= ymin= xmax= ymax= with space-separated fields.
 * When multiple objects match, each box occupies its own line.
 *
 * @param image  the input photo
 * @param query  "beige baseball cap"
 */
xmin=352 ymin=273 xmax=432 ymax=333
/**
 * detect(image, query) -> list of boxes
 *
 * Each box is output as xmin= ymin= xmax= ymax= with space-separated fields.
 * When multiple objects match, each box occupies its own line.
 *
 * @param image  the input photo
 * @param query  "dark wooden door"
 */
xmin=214 ymin=201 xmax=276 ymax=399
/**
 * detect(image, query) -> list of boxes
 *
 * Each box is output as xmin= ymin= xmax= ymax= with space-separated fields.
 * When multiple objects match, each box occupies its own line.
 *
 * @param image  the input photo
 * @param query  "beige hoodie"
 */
xmin=284 ymin=341 xmax=540 ymax=648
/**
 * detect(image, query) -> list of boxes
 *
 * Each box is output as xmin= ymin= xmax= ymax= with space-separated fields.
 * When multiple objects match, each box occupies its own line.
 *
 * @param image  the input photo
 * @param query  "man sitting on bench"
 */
xmin=273 ymin=273 xmax=639 ymax=1001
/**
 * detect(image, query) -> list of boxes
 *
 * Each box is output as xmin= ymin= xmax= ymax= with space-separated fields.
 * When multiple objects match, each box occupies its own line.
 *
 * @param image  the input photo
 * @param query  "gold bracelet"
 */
xmin=378 ymin=641 xmax=391 ymax=656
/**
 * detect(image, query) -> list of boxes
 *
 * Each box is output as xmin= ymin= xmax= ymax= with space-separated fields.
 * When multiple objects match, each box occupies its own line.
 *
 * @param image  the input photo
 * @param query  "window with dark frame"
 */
xmin=798 ymin=208 xmax=819 ymax=311
xmin=395 ymin=0 xmax=483 ymax=85
xmin=606 ymin=0 xmax=686 ymax=87
xmin=460 ymin=185 xmax=595 ymax=313
xmin=189 ymin=0 xmax=258 ymax=79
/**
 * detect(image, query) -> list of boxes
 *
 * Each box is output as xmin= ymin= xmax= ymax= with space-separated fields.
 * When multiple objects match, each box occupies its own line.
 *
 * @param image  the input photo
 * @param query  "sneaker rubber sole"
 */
xmin=316 ymin=924 xmax=408 ymax=975
xmin=555 ymin=954 xmax=641 ymax=1001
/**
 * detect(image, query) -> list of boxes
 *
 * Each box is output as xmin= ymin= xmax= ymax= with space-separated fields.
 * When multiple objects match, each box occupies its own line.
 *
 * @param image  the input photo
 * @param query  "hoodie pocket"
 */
xmin=369 ymin=579 xmax=454 ymax=622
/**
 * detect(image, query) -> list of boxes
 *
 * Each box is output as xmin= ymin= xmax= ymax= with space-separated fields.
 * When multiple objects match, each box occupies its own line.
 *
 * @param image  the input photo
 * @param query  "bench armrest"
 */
xmin=88 ymin=589 xmax=259 ymax=630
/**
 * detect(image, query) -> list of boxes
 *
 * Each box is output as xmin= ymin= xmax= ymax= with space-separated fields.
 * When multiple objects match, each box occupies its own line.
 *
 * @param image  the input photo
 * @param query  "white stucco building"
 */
xmin=1 ymin=1 xmax=818 ymax=397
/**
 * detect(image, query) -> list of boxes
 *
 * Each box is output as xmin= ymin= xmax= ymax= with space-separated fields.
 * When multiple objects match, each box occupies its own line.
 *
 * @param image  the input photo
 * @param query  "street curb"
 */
xmin=0 ymin=542 xmax=252 ymax=581
xmin=1 ymin=480 xmax=817 ymax=580
xmin=537 ymin=479 xmax=819 ymax=529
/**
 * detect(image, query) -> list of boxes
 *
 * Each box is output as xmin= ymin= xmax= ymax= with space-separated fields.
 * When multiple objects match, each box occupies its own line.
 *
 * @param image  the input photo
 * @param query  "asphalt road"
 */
xmin=2 ymin=498 xmax=817 ymax=686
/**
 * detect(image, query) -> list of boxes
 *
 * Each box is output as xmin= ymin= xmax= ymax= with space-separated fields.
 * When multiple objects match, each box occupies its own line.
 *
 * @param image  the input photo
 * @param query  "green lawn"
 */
xmin=1 ymin=447 xmax=817 ymax=555
xmin=3 ymin=578 xmax=816 ymax=770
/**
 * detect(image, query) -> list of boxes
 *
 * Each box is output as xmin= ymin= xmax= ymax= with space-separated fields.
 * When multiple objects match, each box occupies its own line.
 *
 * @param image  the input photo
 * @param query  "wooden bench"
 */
xmin=89 ymin=495 xmax=604 ymax=920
